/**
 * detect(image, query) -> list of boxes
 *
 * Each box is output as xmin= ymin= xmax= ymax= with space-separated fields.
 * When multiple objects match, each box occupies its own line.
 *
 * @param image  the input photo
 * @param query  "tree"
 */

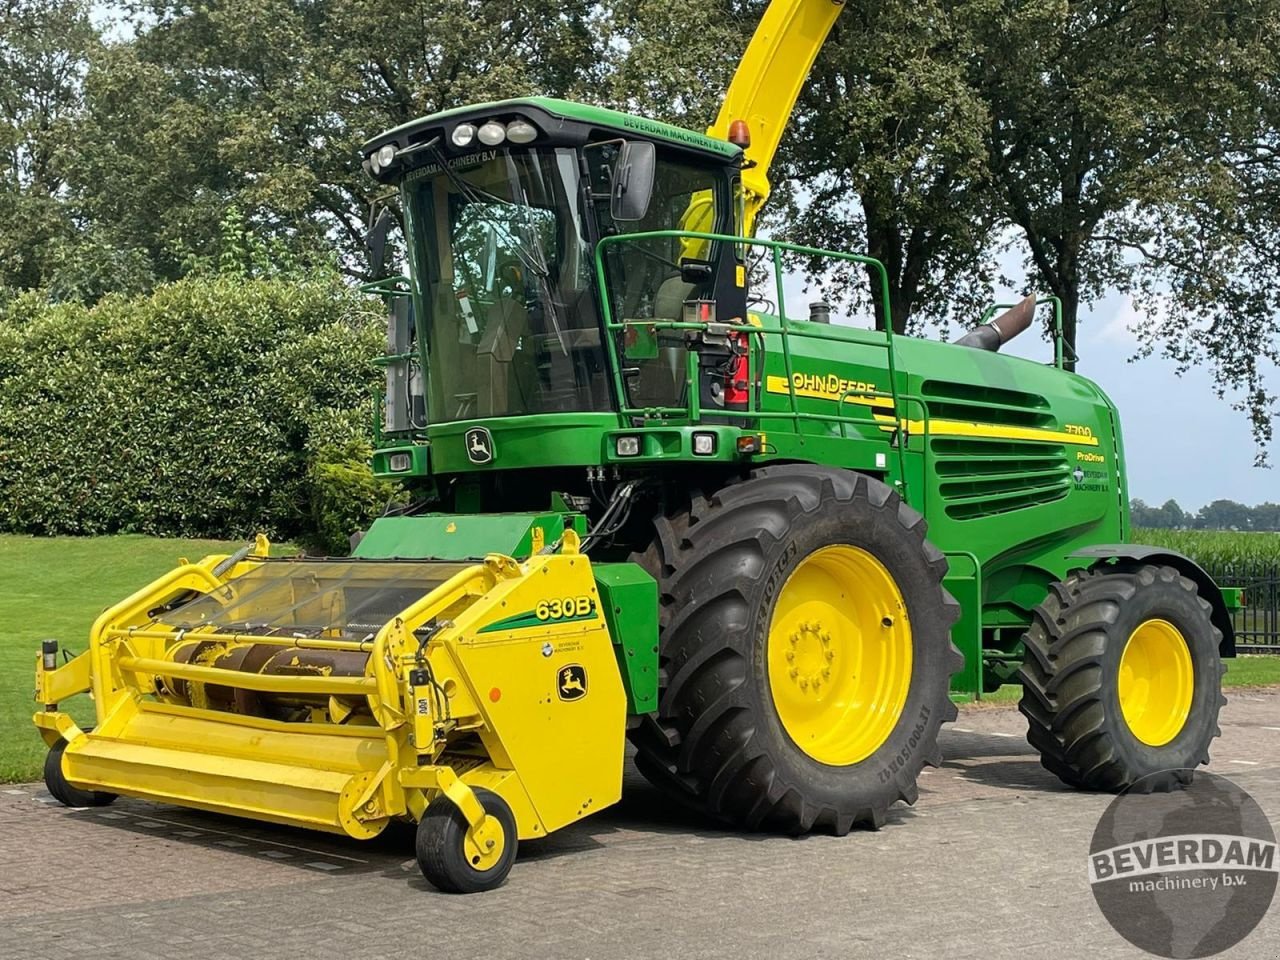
xmin=1195 ymin=498 xmax=1253 ymax=530
xmin=774 ymin=0 xmax=995 ymax=334
xmin=971 ymin=0 xmax=1280 ymax=455
xmin=0 ymin=0 xmax=100 ymax=291
xmin=63 ymin=0 xmax=600 ymax=285
xmin=1250 ymin=502 xmax=1280 ymax=531
xmin=1158 ymin=499 xmax=1187 ymax=529
xmin=1129 ymin=498 xmax=1160 ymax=526
xmin=598 ymin=0 xmax=744 ymax=128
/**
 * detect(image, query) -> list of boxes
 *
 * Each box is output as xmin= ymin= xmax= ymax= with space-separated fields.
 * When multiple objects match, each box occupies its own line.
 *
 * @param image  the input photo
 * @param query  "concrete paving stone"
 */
xmin=6 ymin=690 xmax=1280 ymax=959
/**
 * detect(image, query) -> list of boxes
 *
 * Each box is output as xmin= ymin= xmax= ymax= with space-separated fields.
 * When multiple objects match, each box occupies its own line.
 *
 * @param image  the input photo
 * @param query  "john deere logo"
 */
xmin=465 ymin=427 xmax=494 ymax=464
xmin=557 ymin=664 xmax=587 ymax=701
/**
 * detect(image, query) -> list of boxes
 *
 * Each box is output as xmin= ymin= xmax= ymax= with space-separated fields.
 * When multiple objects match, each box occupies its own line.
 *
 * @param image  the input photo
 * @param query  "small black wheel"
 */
xmin=415 ymin=788 xmax=517 ymax=894
xmin=44 ymin=739 xmax=116 ymax=808
xmin=1019 ymin=563 xmax=1226 ymax=792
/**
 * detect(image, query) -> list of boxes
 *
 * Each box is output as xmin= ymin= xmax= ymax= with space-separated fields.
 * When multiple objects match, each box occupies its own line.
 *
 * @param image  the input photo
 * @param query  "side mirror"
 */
xmin=680 ymin=259 xmax=714 ymax=284
xmin=611 ymin=141 xmax=656 ymax=222
xmin=366 ymin=207 xmax=394 ymax=277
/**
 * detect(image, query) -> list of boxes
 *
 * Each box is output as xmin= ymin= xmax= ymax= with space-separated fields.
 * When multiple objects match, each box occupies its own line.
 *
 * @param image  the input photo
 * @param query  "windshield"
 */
xmin=402 ymin=147 xmax=611 ymax=422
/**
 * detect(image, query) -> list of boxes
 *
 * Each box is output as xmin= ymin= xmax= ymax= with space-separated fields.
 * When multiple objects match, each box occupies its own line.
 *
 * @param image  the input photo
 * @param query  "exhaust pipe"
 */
xmin=954 ymin=294 xmax=1036 ymax=352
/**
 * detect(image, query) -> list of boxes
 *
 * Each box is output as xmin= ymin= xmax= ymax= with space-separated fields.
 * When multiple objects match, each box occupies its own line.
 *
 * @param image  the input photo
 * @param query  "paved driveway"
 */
xmin=6 ymin=692 xmax=1280 ymax=960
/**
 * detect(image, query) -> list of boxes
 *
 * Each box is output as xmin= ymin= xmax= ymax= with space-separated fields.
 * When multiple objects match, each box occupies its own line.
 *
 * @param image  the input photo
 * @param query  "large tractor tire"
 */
xmin=1019 ymin=563 xmax=1226 ymax=792
xmin=630 ymin=465 xmax=961 ymax=833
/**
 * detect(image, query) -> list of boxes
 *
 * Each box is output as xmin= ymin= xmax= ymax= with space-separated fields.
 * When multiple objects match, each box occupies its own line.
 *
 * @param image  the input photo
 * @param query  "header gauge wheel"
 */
xmin=631 ymin=466 xmax=961 ymax=833
xmin=44 ymin=738 xmax=116 ymax=808
xmin=416 ymin=788 xmax=517 ymax=894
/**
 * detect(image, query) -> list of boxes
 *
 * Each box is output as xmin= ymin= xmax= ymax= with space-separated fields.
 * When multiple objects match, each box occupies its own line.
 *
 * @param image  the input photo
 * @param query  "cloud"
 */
xmin=1091 ymin=294 xmax=1172 ymax=347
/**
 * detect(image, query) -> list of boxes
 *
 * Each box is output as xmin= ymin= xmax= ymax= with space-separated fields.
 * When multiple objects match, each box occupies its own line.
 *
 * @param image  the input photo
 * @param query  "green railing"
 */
xmin=979 ymin=295 xmax=1073 ymax=369
xmin=593 ymin=230 xmax=910 ymax=481
xmin=361 ymin=274 xmax=418 ymax=444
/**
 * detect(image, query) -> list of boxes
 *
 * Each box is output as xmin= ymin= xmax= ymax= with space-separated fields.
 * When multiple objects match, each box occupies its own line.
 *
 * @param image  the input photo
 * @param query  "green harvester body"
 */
xmin=358 ymin=96 xmax=1236 ymax=705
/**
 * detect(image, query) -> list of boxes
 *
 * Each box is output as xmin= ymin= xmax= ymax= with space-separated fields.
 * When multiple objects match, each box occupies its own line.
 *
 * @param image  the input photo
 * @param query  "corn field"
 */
xmin=1133 ymin=528 xmax=1280 ymax=651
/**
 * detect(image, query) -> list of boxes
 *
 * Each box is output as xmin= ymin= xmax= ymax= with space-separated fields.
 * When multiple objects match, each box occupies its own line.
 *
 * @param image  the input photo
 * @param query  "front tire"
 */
xmin=631 ymin=466 xmax=961 ymax=833
xmin=1018 ymin=563 xmax=1226 ymax=792
xmin=415 ymin=788 xmax=517 ymax=894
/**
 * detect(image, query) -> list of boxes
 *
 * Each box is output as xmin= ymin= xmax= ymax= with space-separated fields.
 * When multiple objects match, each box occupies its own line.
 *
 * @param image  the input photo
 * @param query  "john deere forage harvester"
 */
xmin=35 ymin=0 xmax=1234 ymax=893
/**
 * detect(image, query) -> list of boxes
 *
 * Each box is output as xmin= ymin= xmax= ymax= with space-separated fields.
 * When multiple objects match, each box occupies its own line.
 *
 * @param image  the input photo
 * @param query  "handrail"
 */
xmin=593 ymin=229 xmax=907 ymax=485
xmin=979 ymin=295 xmax=1071 ymax=369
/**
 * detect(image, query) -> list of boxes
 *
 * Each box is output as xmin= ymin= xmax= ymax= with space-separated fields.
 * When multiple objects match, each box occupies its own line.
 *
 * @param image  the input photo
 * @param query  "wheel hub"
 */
xmin=766 ymin=545 xmax=913 ymax=766
xmin=784 ymin=621 xmax=833 ymax=694
xmin=1118 ymin=618 xmax=1194 ymax=747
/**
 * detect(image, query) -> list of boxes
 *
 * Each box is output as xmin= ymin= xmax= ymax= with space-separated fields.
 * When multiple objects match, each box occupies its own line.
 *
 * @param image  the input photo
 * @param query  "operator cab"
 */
xmin=363 ymin=98 xmax=747 ymax=427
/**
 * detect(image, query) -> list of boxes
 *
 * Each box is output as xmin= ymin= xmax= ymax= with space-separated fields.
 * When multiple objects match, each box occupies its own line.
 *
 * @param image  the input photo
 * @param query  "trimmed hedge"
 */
xmin=0 ymin=276 xmax=391 ymax=548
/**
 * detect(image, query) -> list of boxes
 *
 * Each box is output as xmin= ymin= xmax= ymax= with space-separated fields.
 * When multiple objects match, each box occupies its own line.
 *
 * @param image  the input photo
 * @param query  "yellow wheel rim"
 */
xmin=462 ymin=813 xmax=505 ymax=871
xmin=1118 ymin=619 xmax=1194 ymax=747
xmin=766 ymin=545 xmax=913 ymax=766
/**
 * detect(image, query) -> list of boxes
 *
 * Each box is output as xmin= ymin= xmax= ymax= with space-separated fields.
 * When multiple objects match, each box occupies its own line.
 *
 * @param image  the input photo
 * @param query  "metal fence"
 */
xmin=1207 ymin=563 xmax=1280 ymax=652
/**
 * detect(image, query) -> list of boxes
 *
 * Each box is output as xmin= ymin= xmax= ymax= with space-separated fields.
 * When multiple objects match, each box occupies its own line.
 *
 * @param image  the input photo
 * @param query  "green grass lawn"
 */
xmin=0 ymin=534 xmax=284 ymax=782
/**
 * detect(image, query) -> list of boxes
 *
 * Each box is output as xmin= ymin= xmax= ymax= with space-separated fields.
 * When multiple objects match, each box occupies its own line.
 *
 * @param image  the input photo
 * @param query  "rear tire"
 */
xmin=415 ymin=788 xmax=517 ymax=894
xmin=44 ymin=739 xmax=116 ymax=808
xmin=631 ymin=466 xmax=961 ymax=833
xmin=1018 ymin=564 xmax=1226 ymax=792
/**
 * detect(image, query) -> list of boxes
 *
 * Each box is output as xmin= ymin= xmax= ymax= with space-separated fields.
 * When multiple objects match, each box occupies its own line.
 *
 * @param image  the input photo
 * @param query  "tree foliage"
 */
xmin=0 ymin=0 xmax=1275 ymax=454
xmin=1130 ymin=497 xmax=1280 ymax=531
xmin=0 ymin=0 xmax=100 ymax=291
xmin=0 ymin=274 xmax=385 ymax=542
xmin=972 ymin=0 xmax=1280 ymax=447
xmin=774 ymin=0 xmax=993 ymax=334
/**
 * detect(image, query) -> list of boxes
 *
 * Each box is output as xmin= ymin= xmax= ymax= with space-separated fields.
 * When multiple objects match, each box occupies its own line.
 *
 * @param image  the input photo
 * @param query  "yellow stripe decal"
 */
xmin=873 ymin=414 xmax=1100 ymax=447
xmin=765 ymin=374 xmax=1099 ymax=446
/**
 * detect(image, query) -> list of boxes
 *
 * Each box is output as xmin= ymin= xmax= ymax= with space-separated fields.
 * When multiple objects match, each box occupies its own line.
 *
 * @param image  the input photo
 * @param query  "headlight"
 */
xmin=615 ymin=436 xmax=641 ymax=457
xmin=692 ymin=432 xmax=717 ymax=456
xmin=388 ymin=453 xmax=411 ymax=472
xmin=376 ymin=144 xmax=397 ymax=168
xmin=506 ymin=119 xmax=537 ymax=144
xmin=452 ymin=123 xmax=476 ymax=147
xmin=477 ymin=120 xmax=506 ymax=146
